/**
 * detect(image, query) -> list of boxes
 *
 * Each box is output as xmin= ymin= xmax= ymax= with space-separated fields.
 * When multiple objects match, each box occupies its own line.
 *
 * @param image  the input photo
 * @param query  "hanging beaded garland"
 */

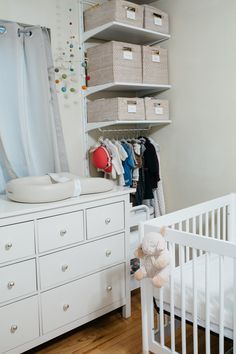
xmin=53 ymin=6 xmax=79 ymax=96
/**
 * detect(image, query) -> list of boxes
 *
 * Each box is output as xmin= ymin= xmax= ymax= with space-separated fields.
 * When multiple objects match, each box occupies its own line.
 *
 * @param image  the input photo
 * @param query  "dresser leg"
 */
xmin=122 ymin=297 xmax=131 ymax=318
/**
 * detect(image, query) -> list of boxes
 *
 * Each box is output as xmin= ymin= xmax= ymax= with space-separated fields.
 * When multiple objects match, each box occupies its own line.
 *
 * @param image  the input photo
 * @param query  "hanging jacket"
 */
xmin=122 ymin=143 xmax=136 ymax=187
xmin=143 ymin=138 xmax=160 ymax=199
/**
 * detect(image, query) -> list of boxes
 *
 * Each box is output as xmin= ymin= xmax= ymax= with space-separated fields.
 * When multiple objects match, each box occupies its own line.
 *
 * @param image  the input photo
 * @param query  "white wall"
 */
xmin=151 ymin=0 xmax=236 ymax=211
xmin=2 ymin=0 xmax=236 ymax=210
xmin=0 ymin=0 xmax=85 ymax=175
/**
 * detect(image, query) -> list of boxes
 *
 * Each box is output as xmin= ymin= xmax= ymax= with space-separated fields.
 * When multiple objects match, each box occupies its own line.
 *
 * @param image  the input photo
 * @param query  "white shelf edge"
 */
xmin=85 ymin=82 xmax=172 ymax=96
xmin=85 ymin=120 xmax=172 ymax=132
xmin=83 ymin=21 xmax=171 ymax=44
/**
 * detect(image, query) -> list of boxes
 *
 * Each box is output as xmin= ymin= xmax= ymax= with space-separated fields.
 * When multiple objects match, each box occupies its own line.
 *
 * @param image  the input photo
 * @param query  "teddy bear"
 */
xmin=134 ymin=227 xmax=170 ymax=288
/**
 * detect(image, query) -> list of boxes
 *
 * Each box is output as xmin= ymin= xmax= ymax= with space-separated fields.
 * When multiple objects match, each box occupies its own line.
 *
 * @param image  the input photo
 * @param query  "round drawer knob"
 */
xmin=106 ymin=285 xmax=112 ymax=292
xmin=61 ymin=264 xmax=69 ymax=272
xmin=63 ymin=304 xmax=70 ymax=311
xmin=8 ymin=281 xmax=15 ymax=289
xmin=5 ymin=243 xmax=13 ymax=251
xmin=10 ymin=324 xmax=18 ymax=333
xmin=105 ymin=250 xmax=112 ymax=257
xmin=60 ymin=229 xmax=67 ymax=237
xmin=105 ymin=218 xmax=111 ymax=225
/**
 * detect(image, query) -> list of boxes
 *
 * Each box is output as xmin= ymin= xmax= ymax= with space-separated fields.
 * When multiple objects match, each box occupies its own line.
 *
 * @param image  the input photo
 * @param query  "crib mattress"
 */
xmin=154 ymin=254 xmax=234 ymax=339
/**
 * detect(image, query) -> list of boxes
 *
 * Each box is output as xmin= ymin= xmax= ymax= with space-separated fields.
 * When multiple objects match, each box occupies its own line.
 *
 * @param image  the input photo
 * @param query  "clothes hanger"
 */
xmin=98 ymin=136 xmax=104 ymax=144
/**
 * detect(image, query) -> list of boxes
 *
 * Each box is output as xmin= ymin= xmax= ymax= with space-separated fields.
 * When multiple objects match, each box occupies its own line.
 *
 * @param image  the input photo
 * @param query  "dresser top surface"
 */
xmin=0 ymin=187 xmax=135 ymax=219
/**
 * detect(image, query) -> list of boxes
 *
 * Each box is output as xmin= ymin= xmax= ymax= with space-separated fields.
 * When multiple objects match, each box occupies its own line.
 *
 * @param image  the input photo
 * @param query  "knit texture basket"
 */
xmin=84 ymin=0 xmax=143 ymax=32
xmin=142 ymin=45 xmax=168 ymax=84
xmin=87 ymin=41 xmax=142 ymax=86
xmin=143 ymin=5 xmax=169 ymax=34
xmin=144 ymin=98 xmax=169 ymax=120
xmin=88 ymin=97 xmax=145 ymax=122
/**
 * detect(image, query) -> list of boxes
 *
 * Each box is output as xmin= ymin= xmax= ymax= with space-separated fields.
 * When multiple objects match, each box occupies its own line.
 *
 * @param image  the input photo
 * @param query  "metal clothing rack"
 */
xmin=98 ymin=126 xmax=151 ymax=133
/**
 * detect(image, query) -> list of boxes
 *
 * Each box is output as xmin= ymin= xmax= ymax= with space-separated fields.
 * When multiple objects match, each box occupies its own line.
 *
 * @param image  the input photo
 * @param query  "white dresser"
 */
xmin=0 ymin=188 xmax=132 ymax=354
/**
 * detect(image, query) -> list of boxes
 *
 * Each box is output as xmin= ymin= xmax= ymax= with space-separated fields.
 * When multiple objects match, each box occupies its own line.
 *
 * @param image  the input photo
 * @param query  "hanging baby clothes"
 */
xmin=115 ymin=140 xmax=128 ymax=162
xmin=132 ymin=142 xmax=141 ymax=188
xmin=149 ymin=137 xmax=166 ymax=216
xmin=122 ymin=142 xmax=136 ymax=187
xmin=104 ymin=139 xmax=125 ymax=186
xmin=143 ymin=137 xmax=160 ymax=199
xmin=134 ymin=140 xmax=146 ymax=205
xmin=133 ymin=137 xmax=165 ymax=218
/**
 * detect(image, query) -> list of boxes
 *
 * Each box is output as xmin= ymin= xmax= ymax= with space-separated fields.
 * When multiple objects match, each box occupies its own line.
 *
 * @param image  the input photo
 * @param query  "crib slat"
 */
xmin=205 ymin=252 xmax=210 ymax=354
xmin=223 ymin=206 xmax=226 ymax=241
xmin=217 ymin=208 xmax=221 ymax=240
xmin=186 ymin=219 xmax=190 ymax=233
xmin=193 ymin=217 xmax=198 ymax=257
xmin=180 ymin=245 xmax=186 ymax=354
xmin=234 ymin=259 xmax=236 ymax=354
xmin=199 ymin=215 xmax=203 ymax=256
xmin=159 ymin=288 xmax=165 ymax=347
xmin=170 ymin=243 xmax=175 ymax=352
xmin=178 ymin=222 xmax=182 ymax=265
xmin=199 ymin=214 xmax=203 ymax=235
xmin=186 ymin=220 xmax=190 ymax=262
xmin=193 ymin=217 xmax=196 ymax=233
xmin=211 ymin=210 xmax=215 ymax=238
xmin=192 ymin=248 xmax=198 ymax=354
xmin=219 ymin=255 xmax=224 ymax=354
xmin=206 ymin=212 xmax=209 ymax=237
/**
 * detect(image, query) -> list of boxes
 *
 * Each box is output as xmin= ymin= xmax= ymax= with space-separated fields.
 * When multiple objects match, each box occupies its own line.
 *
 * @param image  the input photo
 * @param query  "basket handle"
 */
xmin=153 ymin=13 xmax=162 ymax=19
xmin=123 ymin=46 xmax=133 ymax=52
xmin=124 ymin=6 xmax=136 ymax=12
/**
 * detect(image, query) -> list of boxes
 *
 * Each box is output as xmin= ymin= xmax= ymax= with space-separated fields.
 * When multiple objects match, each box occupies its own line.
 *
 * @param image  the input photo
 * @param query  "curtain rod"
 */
xmin=0 ymin=24 xmax=47 ymax=37
xmin=17 ymin=28 xmax=33 ymax=37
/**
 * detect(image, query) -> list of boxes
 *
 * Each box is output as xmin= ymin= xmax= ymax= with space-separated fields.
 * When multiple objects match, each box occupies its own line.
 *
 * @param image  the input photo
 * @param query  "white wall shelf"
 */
xmin=83 ymin=21 xmax=170 ymax=45
xmin=130 ymin=0 xmax=159 ymax=3
xmin=85 ymin=82 xmax=171 ymax=97
xmin=86 ymin=120 xmax=171 ymax=132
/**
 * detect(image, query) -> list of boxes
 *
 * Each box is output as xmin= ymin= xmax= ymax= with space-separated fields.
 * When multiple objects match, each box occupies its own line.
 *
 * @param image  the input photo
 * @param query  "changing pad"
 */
xmin=6 ymin=174 xmax=114 ymax=203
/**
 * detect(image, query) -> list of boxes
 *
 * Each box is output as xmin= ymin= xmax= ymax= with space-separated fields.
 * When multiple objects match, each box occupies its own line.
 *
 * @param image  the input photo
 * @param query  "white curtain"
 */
xmin=0 ymin=21 xmax=68 ymax=193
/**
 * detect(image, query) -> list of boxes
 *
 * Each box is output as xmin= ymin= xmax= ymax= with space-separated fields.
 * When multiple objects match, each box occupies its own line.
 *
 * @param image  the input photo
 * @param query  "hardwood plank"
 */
xmin=26 ymin=291 xmax=233 ymax=354
xmin=27 ymin=291 xmax=142 ymax=354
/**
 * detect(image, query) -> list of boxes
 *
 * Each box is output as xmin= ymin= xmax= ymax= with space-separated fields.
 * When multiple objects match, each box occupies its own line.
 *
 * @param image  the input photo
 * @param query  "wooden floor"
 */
xmin=28 ymin=291 xmax=143 ymax=354
xmin=27 ymin=291 xmax=233 ymax=354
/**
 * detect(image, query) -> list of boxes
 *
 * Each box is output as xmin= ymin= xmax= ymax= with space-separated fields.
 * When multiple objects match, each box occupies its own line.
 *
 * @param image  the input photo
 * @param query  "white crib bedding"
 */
xmin=153 ymin=254 xmax=234 ymax=339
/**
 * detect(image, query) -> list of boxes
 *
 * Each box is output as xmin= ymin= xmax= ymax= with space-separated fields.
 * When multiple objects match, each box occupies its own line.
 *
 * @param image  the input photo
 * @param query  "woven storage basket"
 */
xmin=88 ymin=97 xmax=145 ymax=122
xmin=144 ymin=97 xmax=169 ymax=120
xmin=84 ymin=0 xmax=143 ymax=32
xmin=143 ymin=5 xmax=169 ymax=34
xmin=142 ymin=45 xmax=168 ymax=84
xmin=87 ymin=41 xmax=142 ymax=86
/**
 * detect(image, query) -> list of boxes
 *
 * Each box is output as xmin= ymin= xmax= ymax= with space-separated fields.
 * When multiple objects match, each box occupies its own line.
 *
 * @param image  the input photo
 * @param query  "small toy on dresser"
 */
xmin=134 ymin=227 xmax=170 ymax=288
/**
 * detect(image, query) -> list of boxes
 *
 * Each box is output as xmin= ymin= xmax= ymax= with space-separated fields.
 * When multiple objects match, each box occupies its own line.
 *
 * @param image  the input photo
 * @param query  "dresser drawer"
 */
xmin=39 ymin=233 xmax=125 ymax=289
xmin=0 ymin=259 xmax=37 ymax=303
xmin=86 ymin=202 xmax=124 ymax=239
xmin=0 ymin=296 xmax=39 ymax=353
xmin=0 ymin=222 xmax=35 ymax=264
xmin=41 ymin=263 xmax=125 ymax=334
xmin=38 ymin=211 xmax=84 ymax=252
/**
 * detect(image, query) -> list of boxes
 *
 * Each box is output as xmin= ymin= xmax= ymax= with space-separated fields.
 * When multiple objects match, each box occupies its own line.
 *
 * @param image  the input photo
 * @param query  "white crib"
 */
xmin=140 ymin=194 xmax=236 ymax=354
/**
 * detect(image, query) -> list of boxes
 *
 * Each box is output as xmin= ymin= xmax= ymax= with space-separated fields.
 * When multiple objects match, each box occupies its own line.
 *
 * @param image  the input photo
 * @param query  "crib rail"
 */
xmin=140 ymin=194 xmax=236 ymax=354
xmin=145 ymin=194 xmax=236 ymax=243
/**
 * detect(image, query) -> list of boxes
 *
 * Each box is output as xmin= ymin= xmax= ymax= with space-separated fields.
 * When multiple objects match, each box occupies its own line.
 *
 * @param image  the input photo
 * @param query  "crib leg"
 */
xmin=141 ymin=279 xmax=152 ymax=353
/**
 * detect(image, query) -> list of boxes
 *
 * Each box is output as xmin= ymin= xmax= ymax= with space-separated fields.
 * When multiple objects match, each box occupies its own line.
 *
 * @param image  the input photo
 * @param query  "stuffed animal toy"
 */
xmin=134 ymin=227 xmax=170 ymax=288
